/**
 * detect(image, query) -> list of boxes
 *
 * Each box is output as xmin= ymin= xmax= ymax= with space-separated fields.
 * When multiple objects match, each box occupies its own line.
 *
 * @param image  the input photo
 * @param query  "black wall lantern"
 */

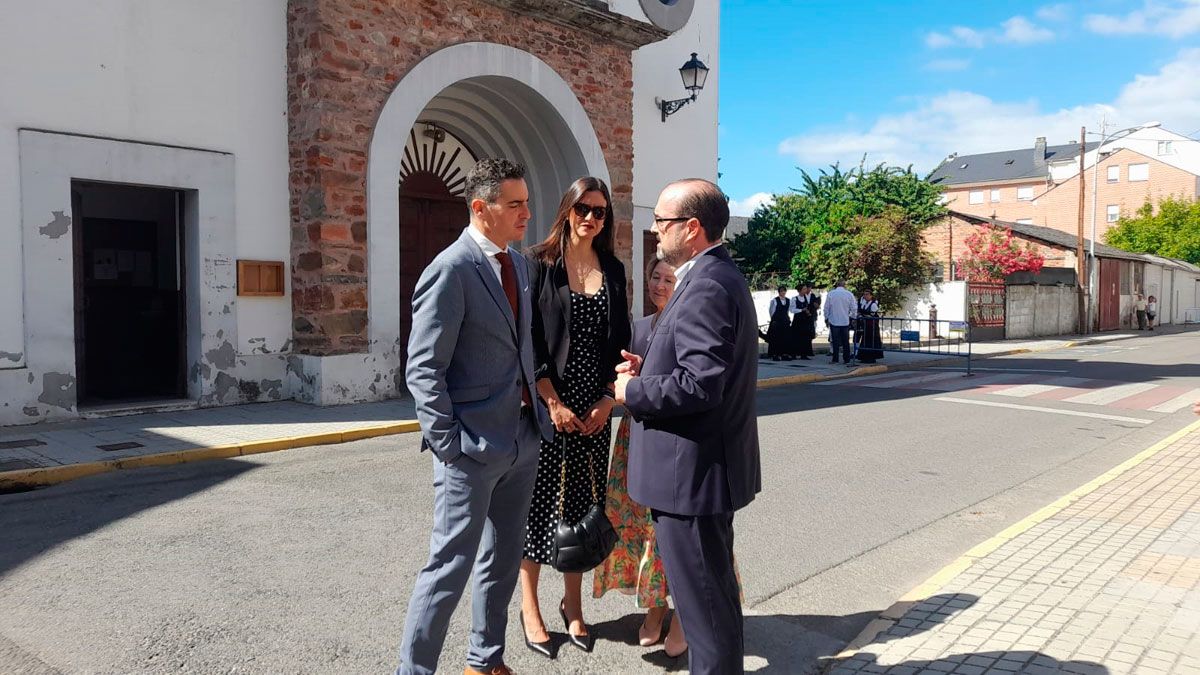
xmin=658 ymin=52 xmax=709 ymax=122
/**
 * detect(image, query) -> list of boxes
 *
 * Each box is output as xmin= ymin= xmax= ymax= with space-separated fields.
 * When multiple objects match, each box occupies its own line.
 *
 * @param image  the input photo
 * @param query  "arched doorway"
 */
xmin=398 ymin=124 xmax=476 ymax=356
xmin=368 ymin=42 xmax=612 ymax=374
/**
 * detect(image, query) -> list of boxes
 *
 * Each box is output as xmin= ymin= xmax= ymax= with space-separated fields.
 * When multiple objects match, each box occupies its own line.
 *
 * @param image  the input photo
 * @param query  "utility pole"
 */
xmin=1076 ymin=126 xmax=1087 ymax=334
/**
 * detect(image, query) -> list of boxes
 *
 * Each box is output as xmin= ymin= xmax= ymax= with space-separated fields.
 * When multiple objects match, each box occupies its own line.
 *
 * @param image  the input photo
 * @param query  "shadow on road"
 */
xmin=0 ymin=459 xmax=256 ymax=577
xmin=591 ymin=592 xmax=1107 ymax=674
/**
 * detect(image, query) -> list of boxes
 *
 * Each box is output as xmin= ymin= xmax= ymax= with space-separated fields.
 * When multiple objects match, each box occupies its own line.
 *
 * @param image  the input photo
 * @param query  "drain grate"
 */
xmin=96 ymin=441 xmax=145 ymax=452
xmin=0 ymin=438 xmax=46 ymax=450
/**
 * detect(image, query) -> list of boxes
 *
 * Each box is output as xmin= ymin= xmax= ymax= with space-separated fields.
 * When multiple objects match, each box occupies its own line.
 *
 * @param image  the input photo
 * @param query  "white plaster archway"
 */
xmin=367 ymin=42 xmax=611 ymax=354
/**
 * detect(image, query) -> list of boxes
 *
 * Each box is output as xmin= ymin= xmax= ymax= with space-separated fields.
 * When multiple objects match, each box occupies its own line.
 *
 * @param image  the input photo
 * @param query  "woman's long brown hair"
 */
xmin=529 ymin=176 xmax=615 ymax=264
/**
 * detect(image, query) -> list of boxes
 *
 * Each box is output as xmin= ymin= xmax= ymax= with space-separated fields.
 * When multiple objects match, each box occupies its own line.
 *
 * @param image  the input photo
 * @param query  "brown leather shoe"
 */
xmin=464 ymin=665 xmax=513 ymax=675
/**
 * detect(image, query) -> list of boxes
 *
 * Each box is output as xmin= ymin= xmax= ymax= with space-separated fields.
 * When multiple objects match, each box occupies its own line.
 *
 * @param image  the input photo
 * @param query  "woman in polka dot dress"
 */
xmin=522 ymin=177 xmax=631 ymax=658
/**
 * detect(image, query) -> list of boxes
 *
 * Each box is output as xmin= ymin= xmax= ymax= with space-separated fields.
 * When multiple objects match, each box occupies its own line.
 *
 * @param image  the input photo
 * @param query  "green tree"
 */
xmin=729 ymin=162 xmax=944 ymax=311
xmin=1105 ymin=197 xmax=1200 ymax=264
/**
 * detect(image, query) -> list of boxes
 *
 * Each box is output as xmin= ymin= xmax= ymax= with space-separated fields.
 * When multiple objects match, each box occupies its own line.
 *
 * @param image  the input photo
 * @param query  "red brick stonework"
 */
xmin=287 ymin=0 xmax=645 ymax=355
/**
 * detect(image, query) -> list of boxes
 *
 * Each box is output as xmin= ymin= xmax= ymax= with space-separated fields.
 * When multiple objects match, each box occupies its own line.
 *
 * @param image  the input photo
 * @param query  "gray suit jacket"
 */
xmin=405 ymin=228 xmax=553 ymax=464
xmin=624 ymin=246 xmax=762 ymax=515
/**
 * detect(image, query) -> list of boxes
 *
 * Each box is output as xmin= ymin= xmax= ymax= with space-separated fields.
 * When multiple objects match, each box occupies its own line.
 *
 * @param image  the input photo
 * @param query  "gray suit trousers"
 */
xmin=396 ymin=415 xmax=541 ymax=675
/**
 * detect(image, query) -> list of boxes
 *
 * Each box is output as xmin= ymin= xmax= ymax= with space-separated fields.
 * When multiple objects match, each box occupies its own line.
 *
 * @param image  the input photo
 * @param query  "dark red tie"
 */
xmin=494 ymin=251 xmax=531 ymax=406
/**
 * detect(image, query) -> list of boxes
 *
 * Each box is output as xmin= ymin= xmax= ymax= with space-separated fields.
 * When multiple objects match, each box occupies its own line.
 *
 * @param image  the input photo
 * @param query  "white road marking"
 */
xmin=1063 ymin=382 xmax=1158 ymax=406
xmin=1149 ymin=389 xmax=1200 ymax=414
xmin=934 ymin=397 xmax=1153 ymax=424
xmin=991 ymin=384 xmax=1062 ymax=397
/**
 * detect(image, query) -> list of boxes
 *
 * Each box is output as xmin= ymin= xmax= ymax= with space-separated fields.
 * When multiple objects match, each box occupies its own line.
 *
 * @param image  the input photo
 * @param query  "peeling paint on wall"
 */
xmin=22 ymin=406 xmax=40 ymax=417
xmin=238 ymin=379 xmax=261 ymax=400
xmin=37 ymin=372 xmax=76 ymax=410
xmin=26 ymin=373 xmax=34 ymax=384
xmin=260 ymin=378 xmax=283 ymax=399
xmin=211 ymin=372 xmax=239 ymax=404
xmin=39 ymin=210 xmax=71 ymax=239
xmin=189 ymin=361 xmax=212 ymax=383
xmin=0 ymin=351 xmax=22 ymax=362
xmin=204 ymin=341 xmax=237 ymax=370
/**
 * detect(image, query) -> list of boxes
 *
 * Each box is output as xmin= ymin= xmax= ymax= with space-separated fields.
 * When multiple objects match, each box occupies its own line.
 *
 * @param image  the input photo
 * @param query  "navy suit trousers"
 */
xmin=652 ymin=509 xmax=743 ymax=675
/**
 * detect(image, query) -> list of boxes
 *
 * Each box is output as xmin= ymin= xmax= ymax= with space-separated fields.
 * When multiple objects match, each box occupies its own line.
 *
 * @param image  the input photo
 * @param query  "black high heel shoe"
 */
xmin=559 ymin=601 xmax=595 ymax=653
xmin=520 ymin=610 xmax=554 ymax=659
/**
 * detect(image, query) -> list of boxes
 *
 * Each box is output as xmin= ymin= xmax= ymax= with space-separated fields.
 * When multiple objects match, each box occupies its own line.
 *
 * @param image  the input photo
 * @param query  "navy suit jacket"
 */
xmin=624 ymin=246 xmax=762 ymax=516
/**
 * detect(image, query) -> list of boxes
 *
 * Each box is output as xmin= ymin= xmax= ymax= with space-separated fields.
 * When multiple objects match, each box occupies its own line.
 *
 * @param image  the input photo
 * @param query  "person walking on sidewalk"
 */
xmin=1135 ymin=293 xmax=1148 ymax=330
xmin=790 ymin=284 xmax=819 ymax=360
xmin=397 ymin=159 xmax=554 ymax=675
xmin=824 ymin=280 xmax=856 ymax=366
xmin=1147 ymin=295 xmax=1158 ymax=331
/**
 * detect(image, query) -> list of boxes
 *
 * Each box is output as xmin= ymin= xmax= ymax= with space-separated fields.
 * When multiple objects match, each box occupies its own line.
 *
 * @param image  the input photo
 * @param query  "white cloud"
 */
xmin=925 ymin=58 xmax=972 ymax=72
xmin=925 ymin=15 xmax=1054 ymax=48
xmin=1002 ymin=16 xmax=1056 ymax=43
xmin=1036 ymin=3 xmax=1070 ymax=22
xmin=1085 ymin=0 xmax=1200 ymax=38
xmin=776 ymin=48 xmax=1200 ymax=173
xmin=728 ymin=192 xmax=775 ymax=217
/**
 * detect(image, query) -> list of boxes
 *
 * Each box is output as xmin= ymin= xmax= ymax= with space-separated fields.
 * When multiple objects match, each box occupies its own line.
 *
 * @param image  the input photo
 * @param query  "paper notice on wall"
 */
xmin=93 ymin=249 xmax=118 ymax=280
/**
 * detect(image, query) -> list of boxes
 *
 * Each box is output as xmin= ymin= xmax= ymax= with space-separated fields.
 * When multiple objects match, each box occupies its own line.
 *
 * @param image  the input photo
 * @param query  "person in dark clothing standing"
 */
xmin=790 ymin=284 xmax=819 ymax=360
xmin=766 ymin=286 xmax=793 ymax=361
xmin=522 ymin=176 xmax=632 ymax=658
xmin=854 ymin=290 xmax=884 ymax=364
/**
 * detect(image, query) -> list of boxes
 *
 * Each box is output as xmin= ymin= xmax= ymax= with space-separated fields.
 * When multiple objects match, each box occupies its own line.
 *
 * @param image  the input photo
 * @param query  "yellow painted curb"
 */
xmin=829 ymin=416 xmax=1200 ymax=662
xmin=758 ymin=365 xmax=889 ymax=390
xmin=0 ymin=420 xmax=423 ymax=492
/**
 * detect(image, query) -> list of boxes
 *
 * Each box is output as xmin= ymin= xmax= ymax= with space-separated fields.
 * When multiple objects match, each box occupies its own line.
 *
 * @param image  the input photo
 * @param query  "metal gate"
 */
xmin=967 ymin=282 xmax=1005 ymax=340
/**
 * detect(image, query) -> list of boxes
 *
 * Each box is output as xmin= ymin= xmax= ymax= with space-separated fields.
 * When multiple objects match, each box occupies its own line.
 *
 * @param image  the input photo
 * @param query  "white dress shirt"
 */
xmin=823 ymin=287 xmax=857 ymax=327
xmin=466 ymin=224 xmax=509 ymax=284
xmin=673 ymin=243 xmax=723 ymax=288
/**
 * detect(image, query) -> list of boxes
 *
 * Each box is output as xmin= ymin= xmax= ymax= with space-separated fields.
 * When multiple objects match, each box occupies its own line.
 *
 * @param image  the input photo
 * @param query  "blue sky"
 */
xmin=718 ymin=0 xmax=1200 ymax=215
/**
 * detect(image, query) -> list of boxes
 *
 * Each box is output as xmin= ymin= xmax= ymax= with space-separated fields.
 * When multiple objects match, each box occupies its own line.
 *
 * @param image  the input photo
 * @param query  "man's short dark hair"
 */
xmin=464 ymin=158 xmax=526 ymax=204
xmin=670 ymin=178 xmax=729 ymax=243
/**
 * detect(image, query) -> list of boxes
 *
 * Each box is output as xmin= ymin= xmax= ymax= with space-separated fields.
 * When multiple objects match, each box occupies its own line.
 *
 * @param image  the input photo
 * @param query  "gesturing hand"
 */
xmin=580 ymin=397 xmax=615 ymax=436
xmin=616 ymin=349 xmax=643 ymax=377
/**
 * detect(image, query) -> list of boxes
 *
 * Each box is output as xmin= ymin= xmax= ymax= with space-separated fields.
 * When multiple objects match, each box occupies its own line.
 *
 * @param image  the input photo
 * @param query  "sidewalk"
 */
xmin=824 ymin=417 xmax=1200 ymax=675
xmin=0 ymin=327 xmax=1180 ymax=491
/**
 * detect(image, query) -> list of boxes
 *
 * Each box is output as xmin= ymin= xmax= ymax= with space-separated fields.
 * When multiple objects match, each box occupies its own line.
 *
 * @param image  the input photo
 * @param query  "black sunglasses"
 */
xmin=572 ymin=203 xmax=608 ymax=220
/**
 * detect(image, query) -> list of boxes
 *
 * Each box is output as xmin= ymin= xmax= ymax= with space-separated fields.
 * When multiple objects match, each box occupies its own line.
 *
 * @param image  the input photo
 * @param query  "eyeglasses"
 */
xmin=572 ymin=203 xmax=608 ymax=220
xmin=652 ymin=216 xmax=692 ymax=226
xmin=651 ymin=216 xmax=692 ymax=233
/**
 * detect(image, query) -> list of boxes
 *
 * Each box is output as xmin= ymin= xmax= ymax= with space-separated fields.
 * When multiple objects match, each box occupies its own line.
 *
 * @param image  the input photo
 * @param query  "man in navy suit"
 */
xmin=615 ymin=178 xmax=762 ymax=675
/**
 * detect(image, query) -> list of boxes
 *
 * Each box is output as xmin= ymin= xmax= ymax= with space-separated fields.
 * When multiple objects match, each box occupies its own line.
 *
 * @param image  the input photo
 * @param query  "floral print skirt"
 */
xmin=591 ymin=415 xmax=745 ymax=608
xmin=591 ymin=415 xmax=669 ymax=608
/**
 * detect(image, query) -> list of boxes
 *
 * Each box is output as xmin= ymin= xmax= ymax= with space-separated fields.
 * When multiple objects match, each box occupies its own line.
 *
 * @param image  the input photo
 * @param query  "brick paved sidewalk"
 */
xmin=825 ymin=420 xmax=1200 ymax=675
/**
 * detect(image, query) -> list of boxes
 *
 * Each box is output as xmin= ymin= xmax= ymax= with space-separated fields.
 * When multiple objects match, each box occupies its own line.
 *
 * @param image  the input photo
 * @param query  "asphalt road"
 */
xmin=1 ymin=331 xmax=1196 ymax=674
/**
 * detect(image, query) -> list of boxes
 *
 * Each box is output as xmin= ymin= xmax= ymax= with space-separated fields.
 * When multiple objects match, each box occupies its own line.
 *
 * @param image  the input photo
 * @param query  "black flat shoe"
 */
xmin=559 ymin=602 xmax=595 ymax=653
xmin=521 ymin=611 xmax=554 ymax=659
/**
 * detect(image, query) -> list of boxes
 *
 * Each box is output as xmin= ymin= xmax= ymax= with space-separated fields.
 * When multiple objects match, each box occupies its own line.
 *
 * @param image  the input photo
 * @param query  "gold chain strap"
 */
xmin=556 ymin=430 xmax=601 ymax=520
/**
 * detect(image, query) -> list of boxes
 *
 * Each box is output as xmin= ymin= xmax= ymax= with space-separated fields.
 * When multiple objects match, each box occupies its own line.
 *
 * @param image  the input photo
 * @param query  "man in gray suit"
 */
xmin=615 ymin=178 xmax=761 ymax=675
xmin=397 ymin=158 xmax=553 ymax=675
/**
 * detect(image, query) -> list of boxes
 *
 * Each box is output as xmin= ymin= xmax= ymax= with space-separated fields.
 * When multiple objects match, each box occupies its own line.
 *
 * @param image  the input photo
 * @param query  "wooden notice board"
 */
xmin=237 ymin=260 xmax=285 ymax=297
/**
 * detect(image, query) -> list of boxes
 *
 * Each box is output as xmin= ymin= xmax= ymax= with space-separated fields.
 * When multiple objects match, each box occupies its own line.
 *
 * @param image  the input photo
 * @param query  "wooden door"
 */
xmin=1098 ymin=258 xmax=1120 ymax=331
xmin=399 ymin=172 xmax=466 ymax=360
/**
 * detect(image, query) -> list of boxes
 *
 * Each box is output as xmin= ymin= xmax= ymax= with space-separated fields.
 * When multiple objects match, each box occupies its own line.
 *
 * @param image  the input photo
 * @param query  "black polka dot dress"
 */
xmin=524 ymin=282 xmax=613 ymax=565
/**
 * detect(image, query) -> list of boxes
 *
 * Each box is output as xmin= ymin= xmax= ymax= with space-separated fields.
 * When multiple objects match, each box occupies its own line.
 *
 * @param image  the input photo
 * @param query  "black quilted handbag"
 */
xmin=550 ymin=435 xmax=618 ymax=573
